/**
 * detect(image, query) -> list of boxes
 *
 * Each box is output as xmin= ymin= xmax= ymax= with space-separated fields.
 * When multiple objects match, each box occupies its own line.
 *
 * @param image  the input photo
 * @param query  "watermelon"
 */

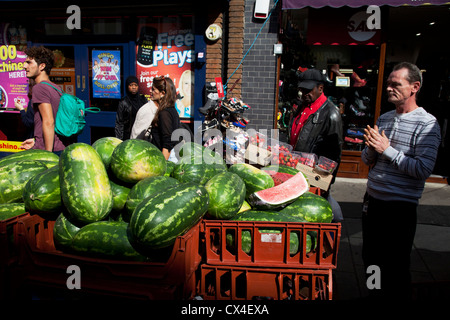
xmin=110 ymin=180 xmax=131 ymax=212
xmin=178 ymin=141 xmax=225 ymax=166
xmin=92 ymin=136 xmax=123 ymax=169
xmin=234 ymin=210 xmax=297 ymax=222
xmin=0 ymin=203 xmax=26 ymax=220
xmin=22 ymin=165 xmax=62 ymax=215
xmin=165 ymin=160 xmax=176 ymax=177
xmin=0 ymin=149 xmax=59 ymax=167
xmin=205 ymin=171 xmax=246 ymax=219
xmin=226 ymin=229 xmax=312 ymax=255
xmin=128 ymin=183 xmax=209 ymax=253
xmin=229 ymin=210 xmax=314 ymax=255
xmin=280 ymin=192 xmax=333 ymax=223
xmin=124 ymin=176 xmax=180 ymax=221
xmin=247 ymin=171 xmax=309 ymax=210
xmin=71 ymin=221 xmax=147 ymax=261
xmin=173 ymin=155 xmax=227 ymax=185
xmin=0 ymin=160 xmax=49 ymax=204
xmin=53 ymin=212 xmax=82 ymax=251
xmin=59 ymin=143 xmax=113 ymax=224
xmin=110 ymin=139 xmax=166 ymax=184
xmin=228 ymin=163 xmax=274 ymax=197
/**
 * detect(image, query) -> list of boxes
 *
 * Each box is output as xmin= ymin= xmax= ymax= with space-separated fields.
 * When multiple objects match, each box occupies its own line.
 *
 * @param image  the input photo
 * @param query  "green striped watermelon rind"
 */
xmin=0 ymin=203 xmax=26 ymax=221
xmin=22 ymin=165 xmax=62 ymax=215
xmin=228 ymin=163 xmax=274 ymax=198
xmin=173 ymin=155 xmax=227 ymax=185
xmin=53 ymin=211 xmax=82 ymax=252
xmin=92 ymin=136 xmax=123 ymax=169
xmin=59 ymin=143 xmax=114 ymax=225
xmin=109 ymin=139 xmax=167 ymax=184
xmin=128 ymin=183 xmax=209 ymax=253
xmin=0 ymin=160 xmax=49 ymax=204
xmin=0 ymin=149 xmax=59 ymax=167
xmin=124 ymin=175 xmax=180 ymax=222
xmin=205 ymin=171 xmax=246 ymax=220
xmin=70 ymin=220 xmax=147 ymax=261
xmin=280 ymin=191 xmax=333 ymax=223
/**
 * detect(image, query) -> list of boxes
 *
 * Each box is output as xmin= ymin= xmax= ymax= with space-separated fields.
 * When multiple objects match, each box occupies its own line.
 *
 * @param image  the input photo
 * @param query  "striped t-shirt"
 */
xmin=361 ymin=107 xmax=441 ymax=204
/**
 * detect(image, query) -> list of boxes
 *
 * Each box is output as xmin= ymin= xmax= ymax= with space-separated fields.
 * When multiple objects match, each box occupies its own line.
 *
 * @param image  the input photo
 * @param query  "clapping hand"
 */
xmin=364 ymin=125 xmax=390 ymax=154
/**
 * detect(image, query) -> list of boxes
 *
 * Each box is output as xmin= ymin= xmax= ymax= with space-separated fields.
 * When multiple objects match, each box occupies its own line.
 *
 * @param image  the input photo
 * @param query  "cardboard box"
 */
xmin=296 ymin=163 xmax=333 ymax=191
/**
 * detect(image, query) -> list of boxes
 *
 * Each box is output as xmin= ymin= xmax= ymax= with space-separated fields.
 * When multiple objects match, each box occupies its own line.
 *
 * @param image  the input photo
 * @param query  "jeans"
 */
xmin=362 ymin=194 xmax=417 ymax=299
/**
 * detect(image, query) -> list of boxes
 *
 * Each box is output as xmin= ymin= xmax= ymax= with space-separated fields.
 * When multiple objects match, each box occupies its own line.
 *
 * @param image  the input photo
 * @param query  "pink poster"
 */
xmin=136 ymin=16 xmax=194 ymax=119
xmin=0 ymin=45 xmax=28 ymax=112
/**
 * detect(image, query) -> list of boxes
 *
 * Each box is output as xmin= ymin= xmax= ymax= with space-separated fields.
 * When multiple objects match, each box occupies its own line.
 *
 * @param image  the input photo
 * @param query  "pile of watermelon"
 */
xmin=0 ymin=139 xmax=334 ymax=262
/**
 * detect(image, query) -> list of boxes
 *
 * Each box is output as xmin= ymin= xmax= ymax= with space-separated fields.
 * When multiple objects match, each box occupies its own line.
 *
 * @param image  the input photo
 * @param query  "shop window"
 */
xmin=278 ymin=7 xmax=382 ymax=152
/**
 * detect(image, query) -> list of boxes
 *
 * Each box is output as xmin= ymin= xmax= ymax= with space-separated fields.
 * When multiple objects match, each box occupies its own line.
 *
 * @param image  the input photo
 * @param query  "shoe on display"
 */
xmin=345 ymin=136 xmax=363 ymax=144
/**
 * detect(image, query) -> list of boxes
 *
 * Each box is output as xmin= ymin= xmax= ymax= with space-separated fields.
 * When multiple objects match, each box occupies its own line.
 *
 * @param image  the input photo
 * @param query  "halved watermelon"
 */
xmin=247 ymin=171 xmax=309 ymax=210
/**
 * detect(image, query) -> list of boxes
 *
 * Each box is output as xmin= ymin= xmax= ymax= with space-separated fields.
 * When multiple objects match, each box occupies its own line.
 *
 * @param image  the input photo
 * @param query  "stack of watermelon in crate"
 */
xmin=0 ymin=150 xmax=58 ymax=299
xmin=196 ymin=149 xmax=341 ymax=301
xmin=3 ymin=139 xmax=217 ymax=299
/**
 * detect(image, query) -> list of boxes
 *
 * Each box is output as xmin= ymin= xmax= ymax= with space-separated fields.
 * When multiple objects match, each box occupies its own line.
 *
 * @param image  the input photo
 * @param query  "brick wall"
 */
xmin=241 ymin=0 xmax=280 ymax=132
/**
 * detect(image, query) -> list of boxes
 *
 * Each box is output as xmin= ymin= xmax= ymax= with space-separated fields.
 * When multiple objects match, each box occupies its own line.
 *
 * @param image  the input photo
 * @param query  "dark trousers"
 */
xmin=362 ymin=194 xmax=417 ymax=300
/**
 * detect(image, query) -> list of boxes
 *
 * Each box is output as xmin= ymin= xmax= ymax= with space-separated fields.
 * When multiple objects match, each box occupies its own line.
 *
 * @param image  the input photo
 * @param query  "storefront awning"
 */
xmin=282 ymin=0 xmax=450 ymax=9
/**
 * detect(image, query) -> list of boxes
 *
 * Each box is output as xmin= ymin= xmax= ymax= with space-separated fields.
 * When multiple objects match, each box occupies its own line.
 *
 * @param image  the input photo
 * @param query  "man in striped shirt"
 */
xmin=361 ymin=62 xmax=441 ymax=299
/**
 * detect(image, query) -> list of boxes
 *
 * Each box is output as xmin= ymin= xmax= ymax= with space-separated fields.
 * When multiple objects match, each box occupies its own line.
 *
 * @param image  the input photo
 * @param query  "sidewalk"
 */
xmin=330 ymin=177 xmax=450 ymax=300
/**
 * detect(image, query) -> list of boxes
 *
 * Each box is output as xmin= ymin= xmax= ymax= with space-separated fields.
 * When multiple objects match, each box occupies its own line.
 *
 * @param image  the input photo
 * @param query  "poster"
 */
xmin=0 ymin=45 xmax=29 ymax=111
xmin=136 ymin=17 xmax=194 ymax=118
xmin=92 ymin=50 xmax=121 ymax=99
xmin=50 ymin=68 xmax=76 ymax=96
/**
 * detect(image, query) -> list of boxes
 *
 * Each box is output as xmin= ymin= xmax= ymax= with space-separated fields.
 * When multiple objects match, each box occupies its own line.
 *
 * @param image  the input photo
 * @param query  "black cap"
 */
xmin=297 ymin=69 xmax=325 ymax=90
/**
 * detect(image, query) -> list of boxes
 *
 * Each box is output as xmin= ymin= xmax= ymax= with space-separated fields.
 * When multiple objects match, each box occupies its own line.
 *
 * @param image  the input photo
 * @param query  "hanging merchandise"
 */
xmin=200 ymin=95 xmax=251 ymax=164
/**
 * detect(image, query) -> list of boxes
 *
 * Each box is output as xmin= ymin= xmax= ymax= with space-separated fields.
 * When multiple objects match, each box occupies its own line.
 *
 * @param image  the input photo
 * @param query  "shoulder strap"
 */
xmin=40 ymin=81 xmax=64 ymax=94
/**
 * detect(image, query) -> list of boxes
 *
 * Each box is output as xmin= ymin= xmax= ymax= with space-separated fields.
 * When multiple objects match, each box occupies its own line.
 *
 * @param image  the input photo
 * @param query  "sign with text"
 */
xmin=0 ymin=140 xmax=24 ymax=152
xmin=136 ymin=16 xmax=194 ymax=118
xmin=0 ymin=45 xmax=28 ymax=110
xmin=92 ymin=50 xmax=121 ymax=99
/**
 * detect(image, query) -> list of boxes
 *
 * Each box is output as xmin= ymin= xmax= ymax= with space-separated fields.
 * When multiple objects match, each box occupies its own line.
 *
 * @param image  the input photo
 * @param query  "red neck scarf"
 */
xmin=290 ymin=93 xmax=327 ymax=146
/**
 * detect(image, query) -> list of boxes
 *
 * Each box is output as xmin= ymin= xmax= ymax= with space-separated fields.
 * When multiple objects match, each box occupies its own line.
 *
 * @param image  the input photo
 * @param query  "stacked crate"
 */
xmin=197 ymin=195 xmax=341 ymax=301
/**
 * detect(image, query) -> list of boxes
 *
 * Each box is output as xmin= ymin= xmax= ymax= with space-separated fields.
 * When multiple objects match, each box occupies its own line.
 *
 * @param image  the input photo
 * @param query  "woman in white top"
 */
xmin=130 ymin=100 xmax=158 ymax=139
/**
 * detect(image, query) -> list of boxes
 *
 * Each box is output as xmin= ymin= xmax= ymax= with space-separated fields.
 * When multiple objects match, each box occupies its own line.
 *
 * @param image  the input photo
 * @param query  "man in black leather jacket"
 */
xmin=288 ymin=69 xmax=343 ymax=174
xmin=287 ymin=69 xmax=344 ymax=221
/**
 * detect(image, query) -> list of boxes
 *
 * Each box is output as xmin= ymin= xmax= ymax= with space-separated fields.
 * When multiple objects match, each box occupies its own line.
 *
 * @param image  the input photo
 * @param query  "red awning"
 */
xmin=282 ymin=0 xmax=450 ymax=9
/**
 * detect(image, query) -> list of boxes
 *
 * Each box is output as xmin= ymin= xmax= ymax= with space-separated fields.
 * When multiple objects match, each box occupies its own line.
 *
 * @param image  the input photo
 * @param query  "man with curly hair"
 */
xmin=20 ymin=46 xmax=69 ymax=155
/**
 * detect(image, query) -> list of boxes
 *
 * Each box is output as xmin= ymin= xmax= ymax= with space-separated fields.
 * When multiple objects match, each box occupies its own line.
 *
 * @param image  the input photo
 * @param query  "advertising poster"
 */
xmin=0 ymin=45 xmax=29 ymax=111
xmin=50 ymin=68 xmax=76 ymax=96
xmin=92 ymin=50 xmax=121 ymax=99
xmin=136 ymin=16 xmax=194 ymax=119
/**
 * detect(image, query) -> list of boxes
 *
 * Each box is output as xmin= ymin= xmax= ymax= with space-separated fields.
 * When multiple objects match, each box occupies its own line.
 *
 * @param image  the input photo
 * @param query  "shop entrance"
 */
xmin=33 ymin=43 xmax=134 ymax=145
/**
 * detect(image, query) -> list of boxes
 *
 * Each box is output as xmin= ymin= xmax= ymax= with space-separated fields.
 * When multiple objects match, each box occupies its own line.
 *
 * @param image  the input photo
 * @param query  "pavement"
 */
xmin=330 ymin=177 xmax=450 ymax=300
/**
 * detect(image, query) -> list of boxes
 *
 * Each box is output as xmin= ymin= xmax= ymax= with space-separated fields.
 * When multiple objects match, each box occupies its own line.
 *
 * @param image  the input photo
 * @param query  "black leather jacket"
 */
xmin=115 ymin=94 xmax=148 ymax=140
xmin=288 ymin=98 xmax=344 ymax=171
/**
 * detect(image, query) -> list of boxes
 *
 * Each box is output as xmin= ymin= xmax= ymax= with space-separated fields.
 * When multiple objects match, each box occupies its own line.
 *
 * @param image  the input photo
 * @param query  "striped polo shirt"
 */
xmin=362 ymin=107 xmax=441 ymax=204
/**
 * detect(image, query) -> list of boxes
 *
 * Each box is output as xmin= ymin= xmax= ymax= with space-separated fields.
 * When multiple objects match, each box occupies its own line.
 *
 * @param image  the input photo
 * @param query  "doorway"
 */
xmin=33 ymin=42 xmax=134 ymax=145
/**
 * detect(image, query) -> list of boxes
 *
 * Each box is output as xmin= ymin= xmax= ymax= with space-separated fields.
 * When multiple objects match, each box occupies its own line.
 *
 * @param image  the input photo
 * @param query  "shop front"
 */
xmin=277 ymin=0 xmax=450 ymax=181
xmin=0 ymin=1 xmax=221 ymax=155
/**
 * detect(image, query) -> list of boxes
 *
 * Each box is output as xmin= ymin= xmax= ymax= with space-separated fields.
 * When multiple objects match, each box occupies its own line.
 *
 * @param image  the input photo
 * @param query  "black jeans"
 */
xmin=362 ymin=194 xmax=417 ymax=299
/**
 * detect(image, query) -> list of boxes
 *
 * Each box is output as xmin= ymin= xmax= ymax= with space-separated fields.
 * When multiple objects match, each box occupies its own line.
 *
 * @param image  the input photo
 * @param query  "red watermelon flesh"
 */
xmin=247 ymin=171 xmax=309 ymax=209
xmin=265 ymin=170 xmax=294 ymax=186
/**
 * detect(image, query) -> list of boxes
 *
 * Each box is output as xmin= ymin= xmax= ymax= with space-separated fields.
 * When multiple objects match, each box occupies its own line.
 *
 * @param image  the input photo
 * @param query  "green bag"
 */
xmin=41 ymin=82 xmax=100 ymax=137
